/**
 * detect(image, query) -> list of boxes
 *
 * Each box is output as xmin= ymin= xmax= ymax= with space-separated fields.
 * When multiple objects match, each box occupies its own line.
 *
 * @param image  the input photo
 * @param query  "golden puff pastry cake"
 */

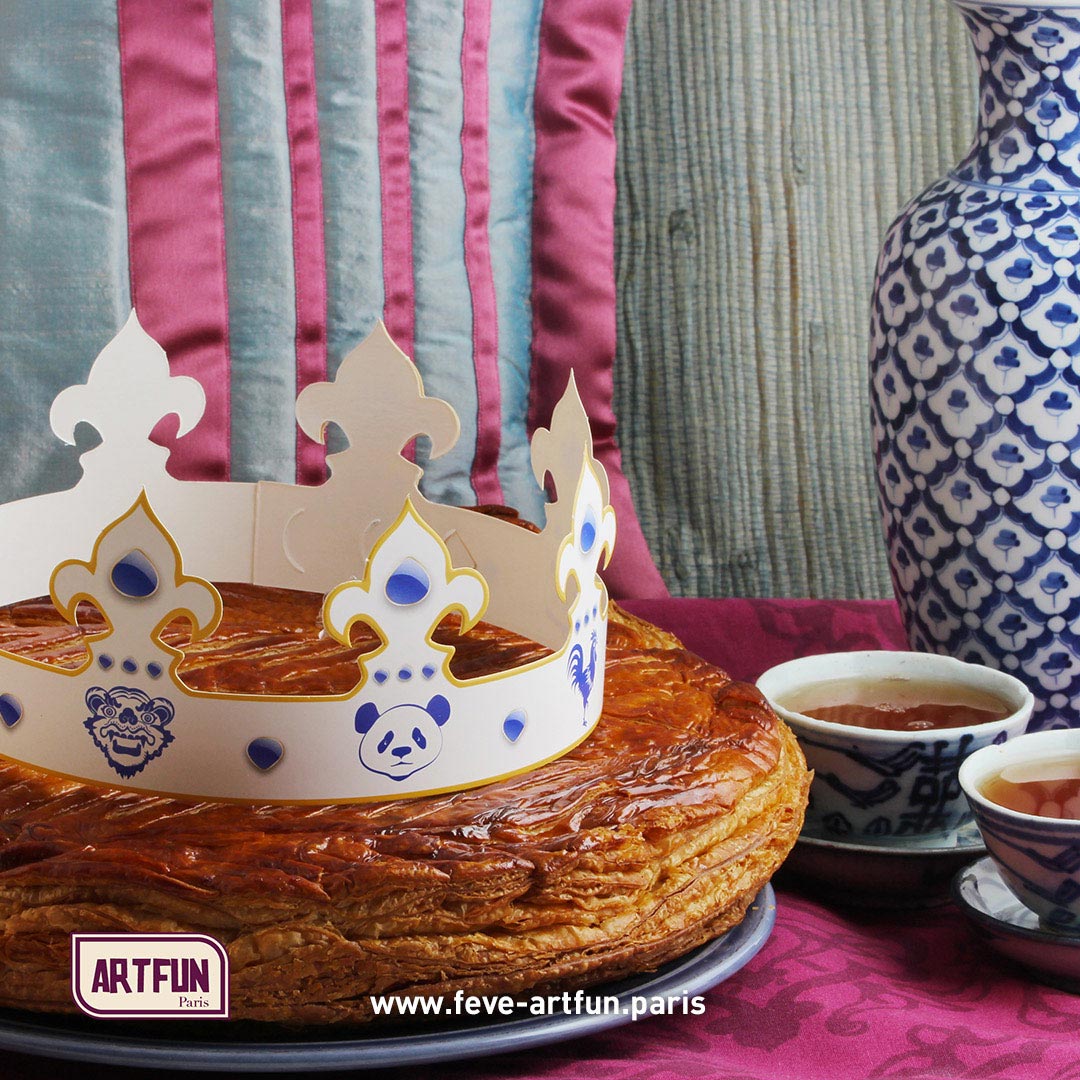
xmin=0 ymin=584 xmax=809 ymax=1025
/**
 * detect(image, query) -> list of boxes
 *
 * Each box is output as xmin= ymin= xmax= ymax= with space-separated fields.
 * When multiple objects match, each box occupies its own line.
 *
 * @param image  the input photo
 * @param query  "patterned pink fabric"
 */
xmin=280 ymin=0 xmax=329 ymax=486
xmin=529 ymin=0 xmax=667 ymax=599
xmin=626 ymin=596 xmax=908 ymax=684
xmin=485 ymin=889 xmax=1080 ymax=1080
xmin=9 ymin=598 xmax=1079 ymax=1080
xmin=117 ymin=0 xmax=230 ymax=481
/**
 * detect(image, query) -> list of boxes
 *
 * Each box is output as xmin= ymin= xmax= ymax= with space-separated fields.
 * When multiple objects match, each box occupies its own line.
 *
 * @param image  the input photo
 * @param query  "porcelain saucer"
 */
xmin=779 ymin=821 xmax=985 ymax=908
xmin=952 ymin=856 xmax=1080 ymax=992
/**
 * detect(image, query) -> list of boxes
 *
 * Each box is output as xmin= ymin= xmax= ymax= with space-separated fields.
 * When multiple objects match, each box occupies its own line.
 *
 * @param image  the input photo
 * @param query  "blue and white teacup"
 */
xmin=758 ymin=651 xmax=1033 ymax=844
xmin=960 ymin=729 xmax=1080 ymax=933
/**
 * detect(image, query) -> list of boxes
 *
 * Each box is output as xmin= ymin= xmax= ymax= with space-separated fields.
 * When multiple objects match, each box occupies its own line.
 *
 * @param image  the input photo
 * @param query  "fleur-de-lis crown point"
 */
xmin=49 ymin=309 xmax=206 ymax=453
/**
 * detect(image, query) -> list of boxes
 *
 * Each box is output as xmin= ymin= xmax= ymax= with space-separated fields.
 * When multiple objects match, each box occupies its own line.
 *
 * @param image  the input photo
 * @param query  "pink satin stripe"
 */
xmin=281 ymin=0 xmax=329 ymax=486
xmin=117 ymin=0 xmax=231 ymax=481
xmin=460 ymin=0 xmax=504 ymax=505
xmin=374 ymin=0 xmax=415 ymax=364
xmin=528 ymin=0 xmax=667 ymax=597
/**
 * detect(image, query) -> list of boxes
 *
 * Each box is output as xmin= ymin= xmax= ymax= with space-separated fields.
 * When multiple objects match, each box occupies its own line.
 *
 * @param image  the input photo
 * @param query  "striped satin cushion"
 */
xmin=0 ymin=0 xmax=665 ymax=598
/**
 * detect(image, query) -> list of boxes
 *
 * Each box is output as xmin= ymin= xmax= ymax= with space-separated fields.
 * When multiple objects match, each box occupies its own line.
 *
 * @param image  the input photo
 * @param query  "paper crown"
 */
xmin=0 ymin=313 xmax=616 ymax=803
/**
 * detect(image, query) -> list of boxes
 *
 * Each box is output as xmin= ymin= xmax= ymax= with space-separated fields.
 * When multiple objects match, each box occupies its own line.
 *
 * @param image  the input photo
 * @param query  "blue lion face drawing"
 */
xmin=84 ymin=685 xmax=175 ymax=779
xmin=354 ymin=695 xmax=450 ymax=781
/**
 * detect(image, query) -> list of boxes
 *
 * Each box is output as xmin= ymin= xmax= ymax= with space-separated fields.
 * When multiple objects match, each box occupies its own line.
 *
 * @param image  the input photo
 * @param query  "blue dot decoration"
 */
xmin=98 ymin=655 xmax=114 ymax=670
xmin=385 ymin=558 xmax=430 ymax=606
xmin=111 ymin=548 xmax=159 ymax=599
xmin=398 ymin=667 xmax=413 ymax=681
xmin=503 ymin=710 xmax=526 ymax=744
xmin=0 ymin=694 xmax=22 ymax=729
xmin=121 ymin=658 xmax=138 ymax=674
xmin=374 ymin=670 xmax=389 ymax=684
xmin=579 ymin=511 xmax=598 ymax=554
xmin=422 ymin=664 xmax=437 ymax=679
xmin=247 ymin=737 xmax=284 ymax=772
xmin=146 ymin=662 xmax=163 ymax=679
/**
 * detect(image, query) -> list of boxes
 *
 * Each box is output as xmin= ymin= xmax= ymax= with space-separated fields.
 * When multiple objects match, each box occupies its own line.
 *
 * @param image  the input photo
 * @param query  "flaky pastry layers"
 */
xmin=0 ymin=585 xmax=808 ymax=1025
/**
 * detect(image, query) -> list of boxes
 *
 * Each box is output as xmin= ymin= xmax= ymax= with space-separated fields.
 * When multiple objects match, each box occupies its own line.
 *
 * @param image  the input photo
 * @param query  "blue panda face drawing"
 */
xmin=354 ymin=695 xmax=450 ymax=781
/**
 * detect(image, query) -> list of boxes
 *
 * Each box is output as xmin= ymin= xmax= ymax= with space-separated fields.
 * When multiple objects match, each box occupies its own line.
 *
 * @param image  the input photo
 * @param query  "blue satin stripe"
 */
xmin=311 ymin=0 xmax=384 ymax=423
xmin=0 ymin=2 xmax=130 ymax=501
xmin=489 ymin=0 xmax=546 ymax=525
xmin=405 ymin=0 xmax=478 ymax=507
xmin=214 ymin=1 xmax=297 ymax=484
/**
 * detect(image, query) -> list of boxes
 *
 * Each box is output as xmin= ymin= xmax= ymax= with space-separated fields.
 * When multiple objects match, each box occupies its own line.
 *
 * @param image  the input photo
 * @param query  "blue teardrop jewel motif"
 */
xmin=503 ymin=710 xmax=526 ymax=743
xmin=579 ymin=510 xmax=597 ymax=554
xmin=247 ymin=737 xmax=284 ymax=771
xmin=0 ymin=694 xmax=22 ymax=729
xmin=385 ymin=558 xmax=430 ymax=606
xmin=111 ymin=549 xmax=159 ymax=598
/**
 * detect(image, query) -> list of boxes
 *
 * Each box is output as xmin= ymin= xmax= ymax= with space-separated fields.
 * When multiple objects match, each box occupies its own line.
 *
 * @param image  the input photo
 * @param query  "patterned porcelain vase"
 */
xmin=870 ymin=0 xmax=1080 ymax=732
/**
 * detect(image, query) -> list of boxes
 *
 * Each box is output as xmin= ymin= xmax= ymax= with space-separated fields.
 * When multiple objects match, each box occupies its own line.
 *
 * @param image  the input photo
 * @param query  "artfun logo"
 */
xmin=71 ymin=934 xmax=229 ymax=1019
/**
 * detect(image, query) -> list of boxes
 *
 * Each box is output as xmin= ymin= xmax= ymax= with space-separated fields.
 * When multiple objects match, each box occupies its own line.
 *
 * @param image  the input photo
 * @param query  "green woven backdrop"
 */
xmin=613 ymin=0 xmax=976 ymax=598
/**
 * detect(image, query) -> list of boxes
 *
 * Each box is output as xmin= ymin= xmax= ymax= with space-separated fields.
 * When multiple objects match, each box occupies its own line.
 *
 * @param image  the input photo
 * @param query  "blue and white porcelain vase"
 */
xmin=870 ymin=0 xmax=1080 ymax=731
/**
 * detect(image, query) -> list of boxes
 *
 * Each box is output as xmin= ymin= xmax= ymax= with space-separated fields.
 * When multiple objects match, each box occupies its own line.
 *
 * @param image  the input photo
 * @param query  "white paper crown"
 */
xmin=0 ymin=313 xmax=616 ymax=803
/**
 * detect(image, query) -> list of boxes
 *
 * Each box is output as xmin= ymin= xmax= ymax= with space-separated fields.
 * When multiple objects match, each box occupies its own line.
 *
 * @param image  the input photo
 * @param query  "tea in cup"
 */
xmin=759 ymin=651 xmax=1033 ymax=843
xmin=960 ymin=729 xmax=1080 ymax=933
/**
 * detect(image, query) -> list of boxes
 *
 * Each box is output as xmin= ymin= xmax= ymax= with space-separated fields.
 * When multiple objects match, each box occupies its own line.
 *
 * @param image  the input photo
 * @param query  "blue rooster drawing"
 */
xmin=568 ymin=629 xmax=598 ymax=724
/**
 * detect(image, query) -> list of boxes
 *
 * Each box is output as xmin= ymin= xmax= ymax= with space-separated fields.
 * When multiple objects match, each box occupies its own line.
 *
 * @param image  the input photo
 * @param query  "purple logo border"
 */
xmin=70 ymin=932 xmax=230 ymax=1019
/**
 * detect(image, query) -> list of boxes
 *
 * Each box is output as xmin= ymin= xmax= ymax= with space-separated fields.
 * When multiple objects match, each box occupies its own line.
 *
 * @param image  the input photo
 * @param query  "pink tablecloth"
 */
xmin=7 ymin=598 xmax=1080 ymax=1080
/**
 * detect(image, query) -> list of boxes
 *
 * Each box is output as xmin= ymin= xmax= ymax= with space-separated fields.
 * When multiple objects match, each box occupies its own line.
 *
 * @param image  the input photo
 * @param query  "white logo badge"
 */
xmin=71 ymin=934 xmax=229 ymax=1019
